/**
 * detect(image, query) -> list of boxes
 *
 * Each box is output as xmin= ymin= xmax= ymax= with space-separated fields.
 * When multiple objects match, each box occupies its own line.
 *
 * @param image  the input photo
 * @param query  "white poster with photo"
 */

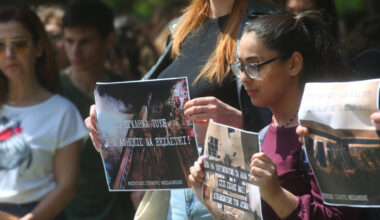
xmin=299 ymin=79 xmax=380 ymax=207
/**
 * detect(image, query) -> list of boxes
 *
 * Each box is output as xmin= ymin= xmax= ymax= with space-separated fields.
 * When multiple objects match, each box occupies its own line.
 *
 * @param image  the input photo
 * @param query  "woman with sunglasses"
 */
xmin=189 ymin=11 xmax=363 ymax=219
xmin=0 ymin=7 xmax=88 ymax=220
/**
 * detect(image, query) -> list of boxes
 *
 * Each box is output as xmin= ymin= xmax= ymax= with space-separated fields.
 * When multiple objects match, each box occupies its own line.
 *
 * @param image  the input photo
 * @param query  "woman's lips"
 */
xmin=6 ymin=64 xmax=19 ymax=70
xmin=245 ymin=88 xmax=258 ymax=97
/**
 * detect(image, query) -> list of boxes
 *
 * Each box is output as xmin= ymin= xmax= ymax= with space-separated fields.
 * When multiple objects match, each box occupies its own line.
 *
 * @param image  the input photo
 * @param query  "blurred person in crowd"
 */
xmin=36 ymin=5 xmax=69 ymax=70
xmin=284 ymin=0 xmax=339 ymax=41
xmin=106 ymin=16 xmax=158 ymax=80
xmin=340 ymin=0 xmax=380 ymax=37
xmin=285 ymin=0 xmax=315 ymax=14
xmin=189 ymin=11 xmax=363 ymax=219
xmin=60 ymin=0 xmax=135 ymax=219
xmin=86 ymin=0 xmax=283 ymax=219
xmin=146 ymin=1 xmax=187 ymax=55
xmin=342 ymin=15 xmax=380 ymax=80
xmin=0 ymin=6 xmax=87 ymax=219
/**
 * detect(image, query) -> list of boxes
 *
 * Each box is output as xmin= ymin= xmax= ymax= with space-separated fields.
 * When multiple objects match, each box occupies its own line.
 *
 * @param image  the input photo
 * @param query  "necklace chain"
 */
xmin=272 ymin=110 xmax=299 ymax=128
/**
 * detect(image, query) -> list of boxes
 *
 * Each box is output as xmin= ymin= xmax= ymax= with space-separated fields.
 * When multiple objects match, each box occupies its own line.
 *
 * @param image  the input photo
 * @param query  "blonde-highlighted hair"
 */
xmin=171 ymin=0 xmax=248 ymax=85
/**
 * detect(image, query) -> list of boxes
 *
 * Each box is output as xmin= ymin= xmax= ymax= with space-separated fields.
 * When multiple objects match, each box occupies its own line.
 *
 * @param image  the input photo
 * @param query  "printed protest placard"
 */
xmin=95 ymin=77 xmax=199 ymax=190
xmin=299 ymin=79 xmax=380 ymax=207
xmin=202 ymin=120 xmax=262 ymax=219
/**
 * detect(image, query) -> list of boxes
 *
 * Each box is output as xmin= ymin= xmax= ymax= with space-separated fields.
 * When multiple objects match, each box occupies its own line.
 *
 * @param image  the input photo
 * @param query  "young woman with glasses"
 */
xmin=189 ymin=11 xmax=363 ymax=219
xmin=86 ymin=0 xmax=283 ymax=219
xmin=0 ymin=7 xmax=87 ymax=219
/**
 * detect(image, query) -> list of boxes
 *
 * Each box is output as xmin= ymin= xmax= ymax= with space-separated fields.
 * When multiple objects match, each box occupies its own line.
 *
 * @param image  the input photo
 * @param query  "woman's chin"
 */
xmin=250 ymin=97 xmax=265 ymax=107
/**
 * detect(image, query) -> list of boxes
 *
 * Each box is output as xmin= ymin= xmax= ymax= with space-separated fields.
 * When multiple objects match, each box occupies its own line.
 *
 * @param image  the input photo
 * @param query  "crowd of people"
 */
xmin=0 ymin=0 xmax=379 ymax=219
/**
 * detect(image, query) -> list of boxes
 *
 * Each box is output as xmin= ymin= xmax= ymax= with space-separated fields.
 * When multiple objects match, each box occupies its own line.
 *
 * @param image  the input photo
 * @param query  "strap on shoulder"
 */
xmin=258 ymin=124 xmax=270 ymax=152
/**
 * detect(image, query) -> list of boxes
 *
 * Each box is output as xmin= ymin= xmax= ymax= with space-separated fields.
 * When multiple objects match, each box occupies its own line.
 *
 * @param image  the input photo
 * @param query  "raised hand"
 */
xmin=184 ymin=97 xmax=242 ymax=129
xmin=250 ymin=152 xmax=280 ymax=200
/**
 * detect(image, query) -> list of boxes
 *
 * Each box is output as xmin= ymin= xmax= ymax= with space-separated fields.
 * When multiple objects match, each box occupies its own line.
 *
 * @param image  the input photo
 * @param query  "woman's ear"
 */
xmin=288 ymin=51 xmax=303 ymax=77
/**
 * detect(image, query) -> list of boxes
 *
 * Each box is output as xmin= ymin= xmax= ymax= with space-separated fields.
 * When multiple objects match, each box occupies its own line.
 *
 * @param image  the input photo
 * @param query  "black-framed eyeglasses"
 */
xmin=230 ymin=55 xmax=285 ymax=79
